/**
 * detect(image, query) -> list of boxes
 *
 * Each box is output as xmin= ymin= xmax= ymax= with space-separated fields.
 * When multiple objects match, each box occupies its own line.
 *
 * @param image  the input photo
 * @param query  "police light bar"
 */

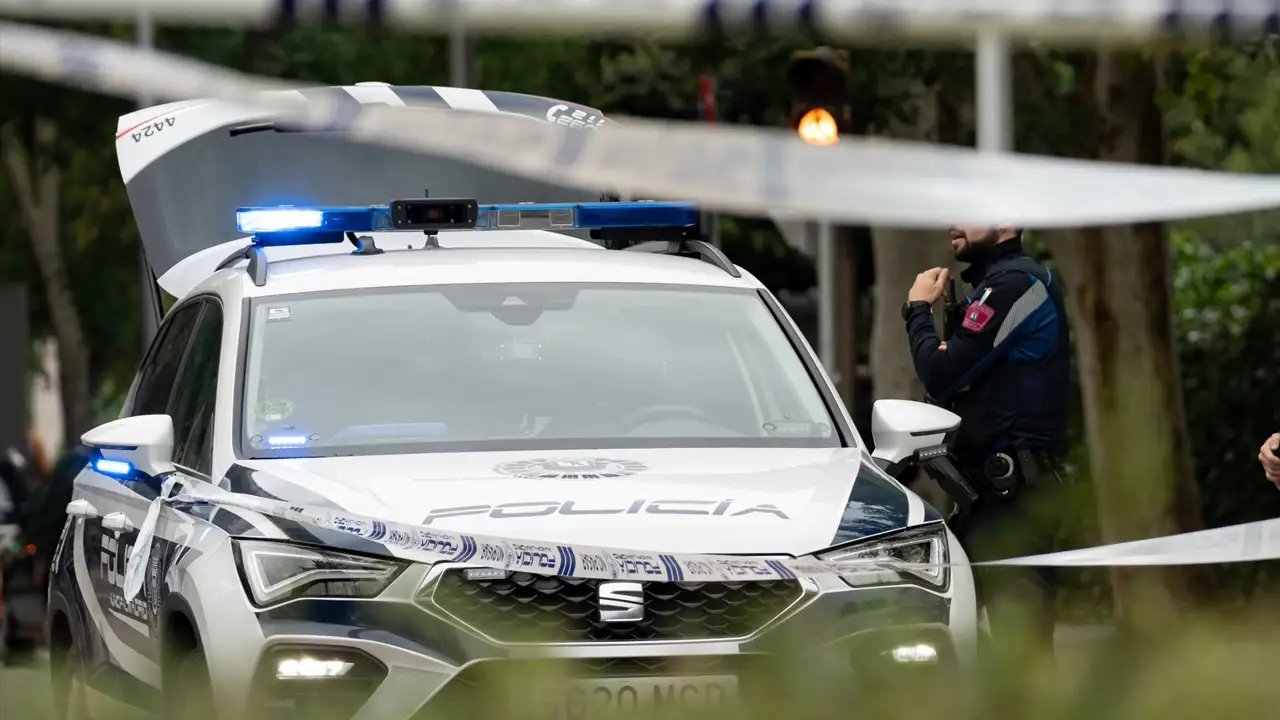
xmin=235 ymin=199 xmax=478 ymax=240
xmin=473 ymin=202 xmax=697 ymax=231
xmin=235 ymin=200 xmax=697 ymax=243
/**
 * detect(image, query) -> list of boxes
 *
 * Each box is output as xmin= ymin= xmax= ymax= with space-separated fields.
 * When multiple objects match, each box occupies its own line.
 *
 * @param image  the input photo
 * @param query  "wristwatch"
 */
xmin=901 ymin=300 xmax=930 ymax=321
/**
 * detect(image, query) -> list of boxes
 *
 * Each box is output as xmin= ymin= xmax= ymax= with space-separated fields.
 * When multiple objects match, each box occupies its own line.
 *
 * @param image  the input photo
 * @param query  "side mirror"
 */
xmin=870 ymin=399 xmax=961 ymax=466
xmin=81 ymin=415 xmax=176 ymax=479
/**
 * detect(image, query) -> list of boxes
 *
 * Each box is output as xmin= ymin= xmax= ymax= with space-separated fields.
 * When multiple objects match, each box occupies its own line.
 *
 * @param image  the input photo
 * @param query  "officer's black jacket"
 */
xmin=903 ymin=239 xmax=1070 ymax=457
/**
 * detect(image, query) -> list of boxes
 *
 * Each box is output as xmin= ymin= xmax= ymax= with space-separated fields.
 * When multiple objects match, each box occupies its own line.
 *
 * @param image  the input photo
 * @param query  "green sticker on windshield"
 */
xmin=255 ymin=398 xmax=295 ymax=422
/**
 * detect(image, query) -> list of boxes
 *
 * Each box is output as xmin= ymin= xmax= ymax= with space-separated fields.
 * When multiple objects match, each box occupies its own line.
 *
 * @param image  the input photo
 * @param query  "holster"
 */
xmin=919 ymin=451 xmax=980 ymax=517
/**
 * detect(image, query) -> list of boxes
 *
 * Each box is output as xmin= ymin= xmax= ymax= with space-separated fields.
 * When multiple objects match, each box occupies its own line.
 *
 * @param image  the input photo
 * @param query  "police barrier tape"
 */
xmin=120 ymin=476 xmax=1280 ymax=603
xmin=0 ymin=0 xmax=1276 ymax=45
xmin=119 ymin=480 xmax=873 ymax=601
xmin=11 ymin=20 xmax=1280 ymax=227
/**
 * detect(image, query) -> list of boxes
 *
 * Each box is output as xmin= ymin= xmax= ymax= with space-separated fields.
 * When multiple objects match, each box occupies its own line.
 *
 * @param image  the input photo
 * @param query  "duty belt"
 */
xmin=976 ymin=446 xmax=1066 ymax=499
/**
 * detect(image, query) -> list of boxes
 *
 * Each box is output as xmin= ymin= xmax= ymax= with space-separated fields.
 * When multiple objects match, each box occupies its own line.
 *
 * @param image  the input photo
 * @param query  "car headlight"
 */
xmin=816 ymin=523 xmax=949 ymax=591
xmin=233 ymin=540 xmax=407 ymax=607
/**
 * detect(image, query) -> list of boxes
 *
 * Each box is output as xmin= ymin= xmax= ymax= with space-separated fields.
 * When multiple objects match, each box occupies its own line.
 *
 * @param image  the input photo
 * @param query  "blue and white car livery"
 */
xmin=46 ymin=85 xmax=977 ymax=720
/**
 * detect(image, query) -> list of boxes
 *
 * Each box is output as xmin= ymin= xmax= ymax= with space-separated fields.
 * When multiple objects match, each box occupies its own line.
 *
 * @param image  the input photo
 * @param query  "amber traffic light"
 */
xmin=796 ymin=108 xmax=839 ymax=146
xmin=786 ymin=47 xmax=851 ymax=145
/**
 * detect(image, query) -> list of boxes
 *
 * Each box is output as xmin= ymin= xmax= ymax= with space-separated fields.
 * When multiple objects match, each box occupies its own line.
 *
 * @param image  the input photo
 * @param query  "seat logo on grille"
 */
xmin=598 ymin=582 xmax=645 ymax=623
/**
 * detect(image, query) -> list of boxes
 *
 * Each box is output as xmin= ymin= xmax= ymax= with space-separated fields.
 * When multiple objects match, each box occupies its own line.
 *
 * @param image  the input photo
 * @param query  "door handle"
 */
xmin=65 ymin=500 xmax=100 ymax=518
xmin=102 ymin=512 xmax=136 ymax=532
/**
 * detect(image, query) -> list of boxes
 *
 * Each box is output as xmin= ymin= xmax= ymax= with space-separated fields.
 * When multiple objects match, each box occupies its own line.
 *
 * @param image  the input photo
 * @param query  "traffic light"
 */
xmin=786 ymin=47 xmax=851 ymax=145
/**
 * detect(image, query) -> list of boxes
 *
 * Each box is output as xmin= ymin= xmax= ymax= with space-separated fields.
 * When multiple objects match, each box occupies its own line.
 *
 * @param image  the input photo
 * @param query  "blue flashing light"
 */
xmin=93 ymin=457 xmax=134 ymax=478
xmin=233 ymin=201 xmax=696 ymax=246
xmin=265 ymin=434 xmax=311 ymax=449
xmin=238 ymin=206 xmax=395 ymax=235
xmin=237 ymin=208 xmax=325 ymax=233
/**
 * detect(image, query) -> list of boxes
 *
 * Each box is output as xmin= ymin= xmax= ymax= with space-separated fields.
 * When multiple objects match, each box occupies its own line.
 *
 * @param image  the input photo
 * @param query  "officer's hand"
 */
xmin=909 ymin=268 xmax=951 ymax=304
xmin=1260 ymin=433 xmax=1280 ymax=485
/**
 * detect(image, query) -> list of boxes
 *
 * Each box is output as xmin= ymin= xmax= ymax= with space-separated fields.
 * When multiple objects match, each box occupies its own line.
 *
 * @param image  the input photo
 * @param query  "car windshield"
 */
xmin=239 ymin=282 xmax=842 ymax=458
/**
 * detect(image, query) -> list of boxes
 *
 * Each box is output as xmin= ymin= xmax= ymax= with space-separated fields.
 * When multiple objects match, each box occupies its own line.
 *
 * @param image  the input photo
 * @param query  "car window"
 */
xmin=129 ymin=302 xmax=203 ymax=417
xmin=168 ymin=302 xmax=222 ymax=475
xmin=240 ymin=283 xmax=841 ymax=458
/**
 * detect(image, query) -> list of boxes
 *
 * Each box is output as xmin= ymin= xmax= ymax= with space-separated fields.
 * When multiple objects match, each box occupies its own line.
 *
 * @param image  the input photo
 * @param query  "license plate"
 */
xmin=540 ymin=675 xmax=738 ymax=719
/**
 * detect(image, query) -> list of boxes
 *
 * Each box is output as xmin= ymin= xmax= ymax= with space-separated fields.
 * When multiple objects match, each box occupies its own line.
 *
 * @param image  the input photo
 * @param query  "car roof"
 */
xmin=190 ymin=237 xmax=763 ymax=302
xmin=159 ymin=228 xmax=606 ymax=298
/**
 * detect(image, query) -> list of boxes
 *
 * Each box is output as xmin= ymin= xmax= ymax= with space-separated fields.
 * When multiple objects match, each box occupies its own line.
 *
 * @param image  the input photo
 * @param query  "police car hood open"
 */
xmin=115 ymin=85 xmax=607 ymax=298
xmin=229 ymin=448 xmax=933 ymax=557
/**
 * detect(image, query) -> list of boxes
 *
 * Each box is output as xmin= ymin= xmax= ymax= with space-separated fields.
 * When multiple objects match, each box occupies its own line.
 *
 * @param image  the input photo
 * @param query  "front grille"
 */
xmin=425 ymin=570 xmax=804 ymax=643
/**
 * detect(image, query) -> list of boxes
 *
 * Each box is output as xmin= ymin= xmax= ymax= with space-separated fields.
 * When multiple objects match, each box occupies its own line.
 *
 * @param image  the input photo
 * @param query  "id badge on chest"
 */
xmin=962 ymin=287 xmax=995 ymax=332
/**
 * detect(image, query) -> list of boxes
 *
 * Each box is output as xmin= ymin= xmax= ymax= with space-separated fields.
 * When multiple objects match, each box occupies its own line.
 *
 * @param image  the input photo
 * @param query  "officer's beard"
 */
xmin=954 ymin=229 xmax=1001 ymax=264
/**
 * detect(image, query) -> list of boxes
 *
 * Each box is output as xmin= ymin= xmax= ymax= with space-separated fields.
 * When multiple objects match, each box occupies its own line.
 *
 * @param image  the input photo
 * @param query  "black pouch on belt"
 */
xmin=1016 ymin=442 xmax=1068 ymax=489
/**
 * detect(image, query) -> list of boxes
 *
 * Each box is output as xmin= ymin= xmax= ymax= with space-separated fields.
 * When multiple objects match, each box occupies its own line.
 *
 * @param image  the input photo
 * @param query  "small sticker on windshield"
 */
xmin=763 ymin=421 xmax=829 ymax=437
xmin=267 ymin=307 xmax=291 ymax=322
xmin=255 ymin=398 xmax=296 ymax=422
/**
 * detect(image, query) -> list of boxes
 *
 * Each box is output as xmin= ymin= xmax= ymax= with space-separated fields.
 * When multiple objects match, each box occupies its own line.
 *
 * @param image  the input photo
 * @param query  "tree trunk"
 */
xmin=1 ymin=120 xmax=95 ymax=445
xmin=870 ymin=228 xmax=958 ymax=403
xmin=870 ymin=79 xmax=958 ymax=404
xmin=868 ymin=79 xmax=968 ymax=513
xmin=1042 ymin=52 xmax=1206 ymax=636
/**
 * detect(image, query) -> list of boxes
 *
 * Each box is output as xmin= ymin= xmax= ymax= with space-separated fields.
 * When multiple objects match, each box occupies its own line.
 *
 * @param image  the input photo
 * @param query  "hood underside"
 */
xmin=117 ymin=86 xmax=608 ymax=295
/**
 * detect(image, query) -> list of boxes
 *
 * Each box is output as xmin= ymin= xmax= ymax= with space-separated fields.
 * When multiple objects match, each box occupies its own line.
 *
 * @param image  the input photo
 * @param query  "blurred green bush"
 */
xmin=1014 ymin=232 xmax=1280 ymax=617
xmin=7 ymin=615 xmax=1280 ymax=720
xmin=1172 ymin=232 xmax=1280 ymax=599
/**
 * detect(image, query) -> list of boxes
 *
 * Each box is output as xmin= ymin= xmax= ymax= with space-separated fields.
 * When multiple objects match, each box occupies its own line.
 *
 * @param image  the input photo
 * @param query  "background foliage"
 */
xmin=1173 ymin=233 xmax=1280 ymax=599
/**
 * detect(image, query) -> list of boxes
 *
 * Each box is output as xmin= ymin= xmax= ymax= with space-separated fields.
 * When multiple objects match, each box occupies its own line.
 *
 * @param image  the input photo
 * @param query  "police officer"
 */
xmin=900 ymin=225 xmax=1071 ymax=663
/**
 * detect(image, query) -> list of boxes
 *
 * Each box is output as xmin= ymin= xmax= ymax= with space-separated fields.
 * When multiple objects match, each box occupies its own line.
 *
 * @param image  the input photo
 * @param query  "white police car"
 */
xmin=46 ymin=86 xmax=977 ymax=720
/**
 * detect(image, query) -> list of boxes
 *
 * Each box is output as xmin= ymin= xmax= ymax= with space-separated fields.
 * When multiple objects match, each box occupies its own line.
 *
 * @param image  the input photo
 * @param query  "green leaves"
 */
xmin=1168 ymin=232 xmax=1280 ymax=592
xmin=1158 ymin=42 xmax=1280 ymax=245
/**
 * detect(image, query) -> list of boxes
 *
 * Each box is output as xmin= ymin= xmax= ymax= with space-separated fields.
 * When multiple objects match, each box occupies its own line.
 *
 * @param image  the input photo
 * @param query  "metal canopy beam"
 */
xmin=977 ymin=30 xmax=1013 ymax=154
